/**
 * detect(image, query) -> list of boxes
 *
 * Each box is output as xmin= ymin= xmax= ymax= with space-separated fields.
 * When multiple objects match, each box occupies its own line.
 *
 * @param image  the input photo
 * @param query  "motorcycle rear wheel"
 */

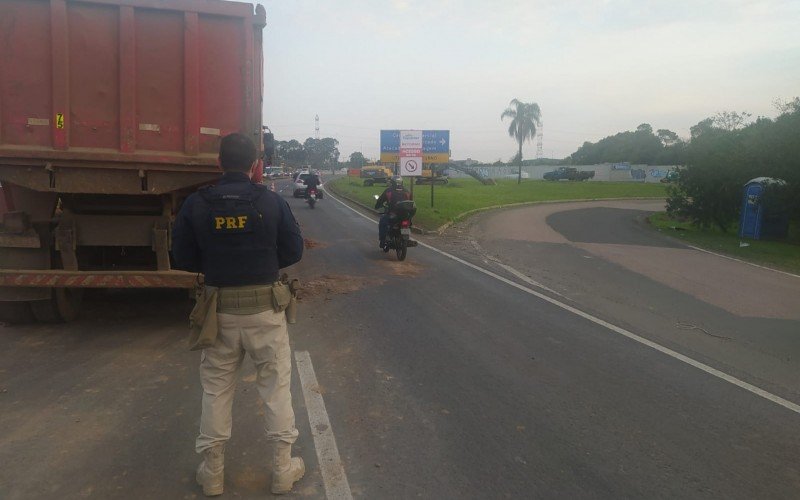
xmin=395 ymin=237 xmax=407 ymax=261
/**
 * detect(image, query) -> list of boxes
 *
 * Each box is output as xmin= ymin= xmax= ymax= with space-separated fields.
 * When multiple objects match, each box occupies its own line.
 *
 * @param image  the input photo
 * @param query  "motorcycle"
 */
xmin=374 ymin=196 xmax=418 ymax=261
xmin=306 ymin=187 xmax=319 ymax=209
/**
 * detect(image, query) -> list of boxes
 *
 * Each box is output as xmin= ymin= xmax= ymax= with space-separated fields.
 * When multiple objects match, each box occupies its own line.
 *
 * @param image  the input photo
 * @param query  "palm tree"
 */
xmin=501 ymin=99 xmax=541 ymax=184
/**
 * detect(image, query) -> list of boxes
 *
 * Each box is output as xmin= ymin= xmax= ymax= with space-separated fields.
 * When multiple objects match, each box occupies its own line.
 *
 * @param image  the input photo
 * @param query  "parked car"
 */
xmin=361 ymin=166 xmax=392 ymax=186
xmin=543 ymin=167 xmax=594 ymax=181
xmin=660 ymin=170 xmax=679 ymax=183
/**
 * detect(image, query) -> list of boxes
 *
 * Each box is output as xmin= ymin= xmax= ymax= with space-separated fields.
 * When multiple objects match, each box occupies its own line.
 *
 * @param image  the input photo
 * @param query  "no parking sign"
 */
xmin=400 ymin=158 xmax=420 ymax=176
xmin=399 ymin=130 xmax=423 ymax=177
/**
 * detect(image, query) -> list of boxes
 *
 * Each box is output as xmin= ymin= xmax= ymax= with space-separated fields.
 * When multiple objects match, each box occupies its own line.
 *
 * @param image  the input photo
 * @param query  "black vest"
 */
xmin=191 ymin=182 xmax=280 ymax=287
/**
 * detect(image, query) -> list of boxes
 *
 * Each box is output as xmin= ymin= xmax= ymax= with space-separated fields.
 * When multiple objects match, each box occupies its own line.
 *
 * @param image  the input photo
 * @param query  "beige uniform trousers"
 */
xmin=196 ymin=309 xmax=299 ymax=453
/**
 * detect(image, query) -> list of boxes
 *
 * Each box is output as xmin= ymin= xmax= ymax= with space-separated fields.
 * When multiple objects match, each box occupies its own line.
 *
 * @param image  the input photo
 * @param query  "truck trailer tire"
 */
xmin=30 ymin=288 xmax=83 ymax=323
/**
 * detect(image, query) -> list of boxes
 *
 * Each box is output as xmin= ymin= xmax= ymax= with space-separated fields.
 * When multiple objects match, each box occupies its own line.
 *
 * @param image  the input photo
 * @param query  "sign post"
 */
xmin=431 ymin=172 xmax=434 ymax=208
xmin=399 ymin=130 xmax=422 ymax=199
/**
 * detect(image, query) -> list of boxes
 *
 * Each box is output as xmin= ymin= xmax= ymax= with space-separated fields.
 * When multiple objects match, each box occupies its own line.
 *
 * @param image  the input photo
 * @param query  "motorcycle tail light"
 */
xmin=401 ymin=220 xmax=410 ymax=228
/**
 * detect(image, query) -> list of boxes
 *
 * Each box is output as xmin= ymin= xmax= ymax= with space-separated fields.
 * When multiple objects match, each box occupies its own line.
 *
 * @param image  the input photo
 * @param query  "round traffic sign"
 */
xmin=404 ymin=159 xmax=419 ymax=173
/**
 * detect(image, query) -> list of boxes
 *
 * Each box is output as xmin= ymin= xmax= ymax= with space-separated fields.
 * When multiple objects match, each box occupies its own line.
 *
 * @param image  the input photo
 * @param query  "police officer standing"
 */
xmin=172 ymin=133 xmax=305 ymax=496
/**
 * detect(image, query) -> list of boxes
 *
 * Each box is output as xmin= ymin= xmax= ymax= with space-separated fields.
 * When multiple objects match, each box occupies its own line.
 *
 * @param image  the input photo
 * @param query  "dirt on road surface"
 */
xmin=300 ymin=274 xmax=385 ymax=299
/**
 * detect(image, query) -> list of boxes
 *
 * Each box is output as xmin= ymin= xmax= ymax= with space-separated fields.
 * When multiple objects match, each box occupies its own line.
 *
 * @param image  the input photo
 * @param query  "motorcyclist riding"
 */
xmin=375 ymin=176 xmax=411 ymax=250
xmin=304 ymin=173 xmax=321 ymax=199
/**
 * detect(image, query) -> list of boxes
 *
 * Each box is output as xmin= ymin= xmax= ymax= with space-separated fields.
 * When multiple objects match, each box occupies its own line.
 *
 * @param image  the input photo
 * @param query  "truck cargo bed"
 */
xmin=0 ymin=0 xmax=265 ymax=194
xmin=0 ymin=0 xmax=267 ymax=323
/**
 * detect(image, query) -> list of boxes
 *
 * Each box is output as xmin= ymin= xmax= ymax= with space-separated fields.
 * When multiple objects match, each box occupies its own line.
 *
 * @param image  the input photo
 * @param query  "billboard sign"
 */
xmin=380 ymin=152 xmax=449 ymax=163
xmin=380 ymin=130 xmax=450 ymax=164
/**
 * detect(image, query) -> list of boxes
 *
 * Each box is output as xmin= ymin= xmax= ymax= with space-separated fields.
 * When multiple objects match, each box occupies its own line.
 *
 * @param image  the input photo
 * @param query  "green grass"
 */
xmin=328 ymin=176 xmax=667 ymax=230
xmin=649 ymin=213 xmax=800 ymax=274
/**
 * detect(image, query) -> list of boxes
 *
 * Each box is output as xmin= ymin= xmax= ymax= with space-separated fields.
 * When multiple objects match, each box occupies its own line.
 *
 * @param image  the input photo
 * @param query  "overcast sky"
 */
xmin=255 ymin=0 xmax=799 ymax=162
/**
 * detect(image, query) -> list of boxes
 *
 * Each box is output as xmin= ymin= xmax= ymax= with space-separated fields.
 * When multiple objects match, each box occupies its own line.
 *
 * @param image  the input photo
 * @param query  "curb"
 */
xmin=326 ymin=180 xmax=665 ymax=235
xmin=433 ymin=197 xmax=666 ymax=235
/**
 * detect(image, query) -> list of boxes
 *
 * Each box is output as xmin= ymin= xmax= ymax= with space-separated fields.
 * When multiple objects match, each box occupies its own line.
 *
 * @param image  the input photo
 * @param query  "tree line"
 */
xmin=272 ymin=137 xmax=340 ymax=170
xmin=554 ymin=101 xmax=799 ymax=232
xmin=567 ymin=123 xmax=685 ymax=165
xmin=667 ymin=99 xmax=800 ymax=231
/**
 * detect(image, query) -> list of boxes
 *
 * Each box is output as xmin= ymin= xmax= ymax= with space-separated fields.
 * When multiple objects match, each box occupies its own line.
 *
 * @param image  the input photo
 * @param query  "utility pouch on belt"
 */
xmin=188 ymin=286 xmax=219 ymax=351
xmin=280 ymin=274 xmax=300 ymax=324
xmin=285 ymin=296 xmax=297 ymax=324
xmin=272 ymin=281 xmax=292 ymax=313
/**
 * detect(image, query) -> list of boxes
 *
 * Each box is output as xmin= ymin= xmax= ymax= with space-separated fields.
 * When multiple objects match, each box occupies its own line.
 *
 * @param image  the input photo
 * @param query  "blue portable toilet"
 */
xmin=739 ymin=177 xmax=788 ymax=240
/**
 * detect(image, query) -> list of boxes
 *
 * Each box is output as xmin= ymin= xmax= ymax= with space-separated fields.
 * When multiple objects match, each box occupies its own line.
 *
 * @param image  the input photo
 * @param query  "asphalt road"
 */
xmin=1 ymin=181 xmax=799 ymax=499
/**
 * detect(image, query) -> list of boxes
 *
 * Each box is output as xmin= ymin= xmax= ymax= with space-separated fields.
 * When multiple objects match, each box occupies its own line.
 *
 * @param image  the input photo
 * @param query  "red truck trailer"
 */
xmin=0 ymin=0 xmax=266 ymax=322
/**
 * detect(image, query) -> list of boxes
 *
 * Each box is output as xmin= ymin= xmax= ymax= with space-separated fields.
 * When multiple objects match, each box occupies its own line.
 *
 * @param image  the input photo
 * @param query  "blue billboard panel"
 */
xmin=380 ymin=130 xmax=400 ymax=153
xmin=380 ymin=130 xmax=449 ymax=153
xmin=423 ymin=130 xmax=449 ymax=153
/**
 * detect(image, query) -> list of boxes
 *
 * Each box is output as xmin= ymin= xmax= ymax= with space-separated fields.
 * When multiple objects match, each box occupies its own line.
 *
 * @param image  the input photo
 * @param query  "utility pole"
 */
xmin=430 ymin=167 xmax=435 ymax=208
xmin=536 ymin=123 xmax=544 ymax=160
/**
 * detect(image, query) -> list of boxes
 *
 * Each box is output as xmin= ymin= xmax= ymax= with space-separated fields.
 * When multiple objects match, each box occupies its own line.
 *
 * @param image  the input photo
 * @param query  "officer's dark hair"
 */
xmin=219 ymin=133 xmax=258 ymax=172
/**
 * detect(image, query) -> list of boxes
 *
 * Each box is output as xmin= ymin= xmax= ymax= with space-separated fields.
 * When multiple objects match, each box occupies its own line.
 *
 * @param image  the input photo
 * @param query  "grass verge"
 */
xmin=648 ymin=212 xmax=800 ymax=275
xmin=328 ymin=177 xmax=667 ymax=230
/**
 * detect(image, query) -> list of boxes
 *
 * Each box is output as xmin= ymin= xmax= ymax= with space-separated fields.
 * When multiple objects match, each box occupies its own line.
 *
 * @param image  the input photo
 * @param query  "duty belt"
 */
xmin=217 ymin=285 xmax=274 ymax=315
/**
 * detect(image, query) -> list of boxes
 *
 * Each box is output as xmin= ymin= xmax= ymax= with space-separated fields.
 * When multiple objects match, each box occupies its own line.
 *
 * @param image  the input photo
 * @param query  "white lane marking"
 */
xmin=494 ymin=262 xmax=568 ymax=299
xmin=468 ymin=238 xmax=568 ymax=298
xmin=686 ymin=244 xmax=800 ymax=279
xmin=295 ymin=351 xmax=353 ymax=500
xmin=325 ymin=189 xmax=800 ymax=416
